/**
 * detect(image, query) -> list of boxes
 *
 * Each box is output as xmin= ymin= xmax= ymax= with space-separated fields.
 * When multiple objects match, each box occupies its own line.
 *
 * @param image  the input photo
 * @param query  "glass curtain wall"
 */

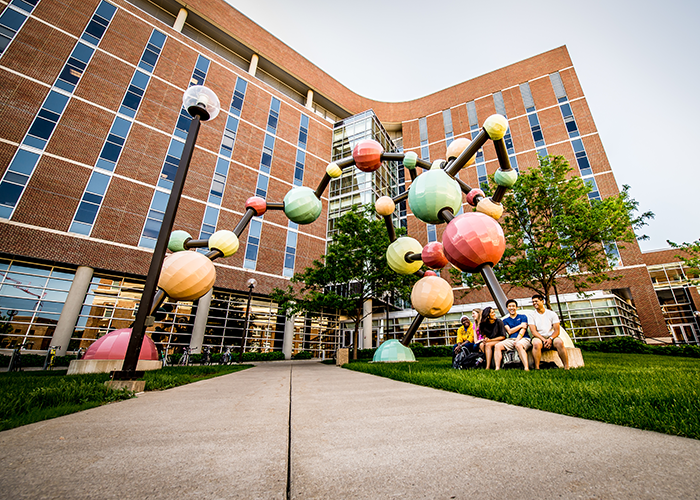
xmin=648 ymin=263 xmax=700 ymax=344
xmin=328 ymin=110 xmax=400 ymax=239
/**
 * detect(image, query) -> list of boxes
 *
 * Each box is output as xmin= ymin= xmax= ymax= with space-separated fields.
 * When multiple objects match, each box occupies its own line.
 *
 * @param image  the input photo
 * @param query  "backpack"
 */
xmin=453 ymin=349 xmax=486 ymax=369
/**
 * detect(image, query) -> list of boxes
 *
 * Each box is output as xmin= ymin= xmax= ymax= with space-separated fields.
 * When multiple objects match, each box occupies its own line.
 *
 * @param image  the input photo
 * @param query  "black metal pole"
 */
xmin=383 ymin=215 xmax=396 ymax=243
xmin=400 ymin=313 xmax=425 ymax=346
xmin=115 ymin=114 xmax=203 ymax=380
xmin=445 ymin=129 xmax=488 ymax=177
xmin=480 ymin=264 xmax=508 ymax=316
xmin=239 ymin=284 xmax=254 ymax=363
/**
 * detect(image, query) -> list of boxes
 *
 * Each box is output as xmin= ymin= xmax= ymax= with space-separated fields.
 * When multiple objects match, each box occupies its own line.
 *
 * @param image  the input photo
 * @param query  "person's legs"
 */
xmin=515 ymin=338 xmax=531 ymax=371
xmin=484 ymin=341 xmax=497 ymax=369
xmin=553 ymin=337 xmax=570 ymax=369
xmin=494 ymin=339 xmax=512 ymax=371
xmin=532 ymin=338 xmax=543 ymax=369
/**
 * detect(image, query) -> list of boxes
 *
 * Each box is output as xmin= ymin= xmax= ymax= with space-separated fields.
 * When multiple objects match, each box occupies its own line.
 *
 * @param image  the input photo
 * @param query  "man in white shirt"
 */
xmin=528 ymin=294 xmax=569 ymax=370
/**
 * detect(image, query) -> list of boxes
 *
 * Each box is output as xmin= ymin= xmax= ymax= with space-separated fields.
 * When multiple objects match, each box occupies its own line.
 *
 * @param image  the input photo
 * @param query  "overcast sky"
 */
xmin=228 ymin=0 xmax=699 ymax=252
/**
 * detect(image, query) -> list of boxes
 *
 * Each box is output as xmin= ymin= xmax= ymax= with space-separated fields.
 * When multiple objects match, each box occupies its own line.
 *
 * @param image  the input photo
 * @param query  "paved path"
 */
xmin=1 ymin=361 xmax=699 ymax=499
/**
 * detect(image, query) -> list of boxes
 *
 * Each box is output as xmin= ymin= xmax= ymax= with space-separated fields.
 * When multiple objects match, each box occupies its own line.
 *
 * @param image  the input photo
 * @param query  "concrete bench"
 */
xmin=526 ymin=347 xmax=584 ymax=369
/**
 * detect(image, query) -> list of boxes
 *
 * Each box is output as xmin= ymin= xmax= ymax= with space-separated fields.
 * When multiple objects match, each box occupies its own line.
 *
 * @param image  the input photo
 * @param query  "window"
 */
xmin=243 ymin=218 xmax=263 ymax=270
xmin=69 ymin=171 xmax=110 ymax=235
xmin=0 ymin=0 xmax=40 ymax=56
xmin=282 ymin=223 xmax=298 ymax=277
xmin=427 ymin=224 xmax=437 ymax=243
xmin=419 ymin=117 xmax=429 ymax=161
xmin=442 ymin=109 xmax=453 ymax=146
xmin=267 ymin=97 xmax=280 ymax=134
xmin=139 ymin=190 xmax=170 ymax=248
xmin=520 ymin=82 xmax=547 ymax=156
xmin=199 ymin=206 xmax=219 ymax=240
xmin=230 ymin=78 xmax=247 ymax=116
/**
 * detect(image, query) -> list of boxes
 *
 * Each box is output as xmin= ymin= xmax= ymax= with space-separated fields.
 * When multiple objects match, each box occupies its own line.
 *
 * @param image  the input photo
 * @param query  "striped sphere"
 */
xmin=422 ymin=241 xmax=449 ymax=269
xmin=352 ymin=139 xmax=383 ymax=172
xmin=245 ymin=196 xmax=267 ymax=216
xmin=283 ymin=186 xmax=322 ymax=224
xmin=159 ymin=251 xmax=216 ymax=301
xmin=442 ymin=213 xmax=505 ymax=273
xmin=408 ymin=169 xmax=462 ymax=224
xmin=386 ymin=237 xmax=423 ymax=275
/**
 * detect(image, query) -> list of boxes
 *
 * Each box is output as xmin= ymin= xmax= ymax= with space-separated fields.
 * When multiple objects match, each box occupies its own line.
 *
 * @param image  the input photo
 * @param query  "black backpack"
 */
xmin=453 ymin=349 xmax=486 ymax=369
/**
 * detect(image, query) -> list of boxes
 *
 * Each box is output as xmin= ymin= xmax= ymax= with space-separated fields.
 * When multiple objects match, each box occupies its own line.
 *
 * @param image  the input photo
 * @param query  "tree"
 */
xmin=668 ymin=239 xmax=700 ymax=283
xmin=455 ymin=155 xmax=653 ymax=315
xmin=272 ymin=204 xmax=417 ymax=359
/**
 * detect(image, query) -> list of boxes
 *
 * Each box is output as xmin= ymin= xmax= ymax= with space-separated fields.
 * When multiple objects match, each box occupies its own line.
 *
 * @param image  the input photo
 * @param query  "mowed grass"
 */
xmin=345 ymin=352 xmax=700 ymax=440
xmin=0 ymin=364 xmax=251 ymax=431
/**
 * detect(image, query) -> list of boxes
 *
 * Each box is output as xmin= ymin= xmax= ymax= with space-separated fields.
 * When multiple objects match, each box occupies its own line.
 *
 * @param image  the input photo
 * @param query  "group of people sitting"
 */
xmin=453 ymin=294 xmax=570 ymax=370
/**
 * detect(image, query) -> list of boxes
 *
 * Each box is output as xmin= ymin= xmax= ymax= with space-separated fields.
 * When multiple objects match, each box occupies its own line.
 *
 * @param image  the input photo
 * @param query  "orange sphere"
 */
xmin=159 ymin=251 xmax=216 ymax=301
xmin=411 ymin=275 xmax=454 ymax=318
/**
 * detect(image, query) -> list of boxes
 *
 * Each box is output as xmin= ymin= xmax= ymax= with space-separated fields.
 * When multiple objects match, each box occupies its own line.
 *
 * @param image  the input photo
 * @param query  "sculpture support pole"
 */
xmin=383 ymin=215 xmax=396 ymax=243
xmin=400 ymin=313 xmax=425 ymax=346
xmin=480 ymin=265 xmax=508 ymax=316
xmin=233 ymin=207 xmax=257 ymax=237
xmin=445 ymin=129 xmax=488 ymax=177
xmin=116 ymin=114 xmax=203 ymax=379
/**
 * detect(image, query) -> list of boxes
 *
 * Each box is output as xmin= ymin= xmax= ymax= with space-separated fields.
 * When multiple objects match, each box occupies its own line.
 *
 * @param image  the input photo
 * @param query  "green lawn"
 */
xmin=0 ymin=364 xmax=251 ymax=432
xmin=344 ymin=352 xmax=700 ymax=440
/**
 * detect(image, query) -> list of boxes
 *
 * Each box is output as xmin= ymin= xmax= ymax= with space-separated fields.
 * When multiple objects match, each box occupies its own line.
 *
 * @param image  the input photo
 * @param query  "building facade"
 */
xmin=0 ymin=0 xmax=678 ymax=358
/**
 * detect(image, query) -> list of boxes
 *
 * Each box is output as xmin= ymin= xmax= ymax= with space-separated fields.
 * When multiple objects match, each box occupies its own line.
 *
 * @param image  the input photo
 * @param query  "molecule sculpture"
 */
xmin=157 ymin=113 xmax=517 ymax=361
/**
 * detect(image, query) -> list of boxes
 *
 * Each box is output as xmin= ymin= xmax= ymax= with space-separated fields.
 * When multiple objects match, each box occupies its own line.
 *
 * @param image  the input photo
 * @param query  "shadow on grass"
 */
xmin=345 ymin=352 xmax=700 ymax=440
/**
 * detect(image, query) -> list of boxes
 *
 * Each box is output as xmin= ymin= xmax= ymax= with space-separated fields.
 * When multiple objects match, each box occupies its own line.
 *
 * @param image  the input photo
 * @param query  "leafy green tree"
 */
xmin=668 ymin=239 xmax=700 ymax=283
xmin=453 ymin=155 xmax=653 ymax=314
xmin=272 ymin=205 xmax=416 ymax=359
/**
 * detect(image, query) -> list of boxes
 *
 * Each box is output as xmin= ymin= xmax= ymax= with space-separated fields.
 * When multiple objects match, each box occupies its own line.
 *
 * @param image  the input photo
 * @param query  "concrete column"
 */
xmin=189 ymin=287 xmax=213 ymax=354
xmin=173 ymin=8 xmax=188 ymax=33
xmin=248 ymin=53 xmax=259 ymax=77
xmin=305 ymin=89 xmax=314 ymax=110
xmin=283 ymin=312 xmax=295 ymax=360
xmin=52 ymin=266 xmax=93 ymax=356
xmin=363 ymin=298 xmax=373 ymax=349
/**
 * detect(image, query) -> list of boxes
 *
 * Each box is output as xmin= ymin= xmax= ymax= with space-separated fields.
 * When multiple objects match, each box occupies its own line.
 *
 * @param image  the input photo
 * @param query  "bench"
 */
xmin=501 ymin=347 xmax=584 ymax=369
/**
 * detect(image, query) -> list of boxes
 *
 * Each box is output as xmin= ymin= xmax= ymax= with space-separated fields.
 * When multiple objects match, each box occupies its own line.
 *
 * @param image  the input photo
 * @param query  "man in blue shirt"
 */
xmin=494 ymin=299 xmax=532 ymax=371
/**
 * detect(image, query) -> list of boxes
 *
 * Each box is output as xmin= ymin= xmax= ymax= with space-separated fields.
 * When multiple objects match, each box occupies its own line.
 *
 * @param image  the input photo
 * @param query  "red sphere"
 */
xmin=246 ymin=196 xmax=267 ymax=216
xmin=424 ymin=270 xmax=438 ymax=277
xmin=422 ymin=241 xmax=449 ymax=269
xmin=442 ymin=213 xmax=505 ymax=273
xmin=352 ymin=139 xmax=383 ymax=172
xmin=466 ymin=188 xmax=485 ymax=207
xmin=83 ymin=328 xmax=159 ymax=361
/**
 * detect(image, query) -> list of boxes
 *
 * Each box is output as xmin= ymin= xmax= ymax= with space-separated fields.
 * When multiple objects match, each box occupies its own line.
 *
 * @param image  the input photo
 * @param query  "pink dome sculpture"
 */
xmin=352 ymin=139 xmax=383 ymax=172
xmin=83 ymin=328 xmax=159 ymax=361
xmin=442 ymin=213 xmax=506 ymax=273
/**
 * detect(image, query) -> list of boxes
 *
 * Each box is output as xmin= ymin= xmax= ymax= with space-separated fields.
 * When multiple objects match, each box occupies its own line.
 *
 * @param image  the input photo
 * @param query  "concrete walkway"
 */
xmin=1 ymin=361 xmax=699 ymax=499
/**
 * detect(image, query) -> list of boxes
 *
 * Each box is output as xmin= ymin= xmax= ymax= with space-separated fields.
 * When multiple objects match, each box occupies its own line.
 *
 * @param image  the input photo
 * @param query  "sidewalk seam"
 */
xmin=285 ymin=362 xmax=293 ymax=500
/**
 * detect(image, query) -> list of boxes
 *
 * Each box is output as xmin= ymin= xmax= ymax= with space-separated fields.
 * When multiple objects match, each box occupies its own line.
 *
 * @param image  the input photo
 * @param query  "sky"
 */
xmin=227 ymin=0 xmax=700 ymax=252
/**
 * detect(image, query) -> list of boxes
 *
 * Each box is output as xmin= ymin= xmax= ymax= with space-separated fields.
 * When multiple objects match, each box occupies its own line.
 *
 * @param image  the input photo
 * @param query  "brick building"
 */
xmin=0 ymin=0 xmax=688 ymax=357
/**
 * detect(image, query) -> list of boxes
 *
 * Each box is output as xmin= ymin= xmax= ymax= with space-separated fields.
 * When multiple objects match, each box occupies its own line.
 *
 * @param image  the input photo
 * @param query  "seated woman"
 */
xmin=478 ymin=306 xmax=507 ymax=370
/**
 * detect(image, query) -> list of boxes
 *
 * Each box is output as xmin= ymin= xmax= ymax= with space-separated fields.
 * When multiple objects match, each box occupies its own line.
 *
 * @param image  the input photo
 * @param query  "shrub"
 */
xmin=292 ymin=350 xmax=313 ymax=360
xmin=409 ymin=343 xmax=451 ymax=358
xmin=575 ymin=336 xmax=700 ymax=358
xmin=356 ymin=348 xmax=376 ymax=359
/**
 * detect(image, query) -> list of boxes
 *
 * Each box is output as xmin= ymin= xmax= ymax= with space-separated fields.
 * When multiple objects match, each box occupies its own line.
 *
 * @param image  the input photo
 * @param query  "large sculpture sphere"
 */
xmin=411 ymin=275 xmax=454 ymax=318
xmin=375 ymin=196 xmax=395 ymax=216
xmin=83 ymin=328 xmax=159 ymax=361
xmin=484 ymin=114 xmax=509 ymax=140
xmin=422 ymin=241 xmax=448 ymax=269
xmin=209 ymin=230 xmax=239 ymax=257
xmin=352 ymin=139 xmax=383 ymax=172
xmin=386 ymin=237 xmax=423 ymax=275
xmin=159 ymin=251 xmax=216 ymax=301
xmin=442 ymin=213 xmax=506 ymax=273
xmin=446 ymin=137 xmax=476 ymax=165
xmin=407 ymin=169 xmax=462 ymax=224
xmin=284 ymin=186 xmax=322 ymax=224
xmin=168 ymin=230 xmax=191 ymax=252
xmin=245 ymin=196 xmax=267 ymax=216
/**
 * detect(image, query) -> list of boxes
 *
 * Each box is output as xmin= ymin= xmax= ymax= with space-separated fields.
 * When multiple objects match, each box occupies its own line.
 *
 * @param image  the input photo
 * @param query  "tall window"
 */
xmin=466 ymin=101 xmax=487 ymax=187
xmin=442 ymin=109 xmax=454 ymax=147
xmin=519 ymin=82 xmax=547 ymax=157
xmin=0 ymin=0 xmax=40 ymax=56
xmin=492 ymin=91 xmax=518 ymax=171
xmin=419 ymin=117 xmax=429 ymax=161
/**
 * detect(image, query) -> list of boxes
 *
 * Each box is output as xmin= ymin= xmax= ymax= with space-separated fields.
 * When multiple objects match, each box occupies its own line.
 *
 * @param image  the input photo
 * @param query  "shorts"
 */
xmin=498 ymin=338 xmax=532 ymax=351
xmin=534 ymin=336 xmax=558 ymax=350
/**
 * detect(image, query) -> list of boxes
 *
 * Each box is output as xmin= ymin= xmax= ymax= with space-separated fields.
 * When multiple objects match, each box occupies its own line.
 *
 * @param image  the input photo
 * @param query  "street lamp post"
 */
xmin=239 ymin=278 xmax=257 ymax=363
xmin=112 ymin=86 xmax=220 ymax=381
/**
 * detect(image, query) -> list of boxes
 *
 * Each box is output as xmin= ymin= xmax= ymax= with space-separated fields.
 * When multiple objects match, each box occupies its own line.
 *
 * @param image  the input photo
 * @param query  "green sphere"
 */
xmin=408 ymin=169 xmax=462 ymax=224
xmin=284 ymin=187 xmax=322 ymax=225
xmin=494 ymin=168 xmax=518 ymax=188
xmin=168 ymin=230 xmax=192 ymax=252
xmin=373 ymin=339 xmax=416 ymax=362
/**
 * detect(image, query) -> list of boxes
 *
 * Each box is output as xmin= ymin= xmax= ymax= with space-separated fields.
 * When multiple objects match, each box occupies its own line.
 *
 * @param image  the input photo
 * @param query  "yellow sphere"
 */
xmin=375 ymin=196 xmax=395 ymax=216
xmin=476 ymin=197 xmax=504 ymax=220
xmin=159 ymin=251 xmax=216 ymax=301
xmin=446 ymin=137 xmax=476 ymax=166
xmin=209 ymin=230 xmax=239 ymax=257
xmin=326 ymin=162 xmax=342 ymax=178
xmin=484 ymin=114 xmax=509 ymax=140
xmin=411 ymin=276 xmax=454 ymax=318
xmin=386 ymin=237 xmax=423 ymax=275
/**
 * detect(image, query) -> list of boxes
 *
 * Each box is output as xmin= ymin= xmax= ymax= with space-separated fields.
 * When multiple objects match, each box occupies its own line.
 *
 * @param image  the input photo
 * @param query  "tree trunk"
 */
xmin=352 ymin=318 xmax=359 ymax=360
xmin=552 ymin=280 xmax=566 ymax=326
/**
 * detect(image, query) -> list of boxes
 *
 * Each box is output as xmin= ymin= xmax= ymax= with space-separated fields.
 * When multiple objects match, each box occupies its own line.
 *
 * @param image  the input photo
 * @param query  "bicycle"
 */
xmin=221 ymin=347 xmax=232 ymax=365
xmin=8 ymin=341 xmax=33 ymax=372
xmin=178 ymin=346 xmax=191 ymax=366
xmin=42 ymin=345 xmax=60 ymax=370
xmin=201 ymin=346 xmax=211 ymax=365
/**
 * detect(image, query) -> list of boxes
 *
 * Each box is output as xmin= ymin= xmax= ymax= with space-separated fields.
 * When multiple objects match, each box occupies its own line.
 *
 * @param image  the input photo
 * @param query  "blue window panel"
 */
xmin=298 ymin=114 xmax=309 ymax=149
xmin=536 ymin=147 xmax=548 ymax=157
xmin=0 ymin=183 xmax=24 ymax=217
xmin=69 ymin=221 xmax=91 ymax=235
xmin=420 ymin=140 xmax=429 ymax=161
xmin=0 ymin=9 xmax=27 ymax=55
xmin=576 ymin=152 xmax=592 ymax=177
xmin=565 ymin=120 xmax=579 ymax=136
xmin=199 ymin=206 xmax=219 ymax=239
xmin=267 ymin=97 xmax=280 ymax=134
xmin=138 ymin=30 xmax=166 ymax=73
xmin=255 ymin=173 xmax=269 ymax=198
xmin=73 ymin=201 xmax=99 ymax=224
xmin=0 ymin=148 xmax=40 ymax=218
xmin=7 ymin=148 xmax=40 ymax=176
xmin=86 ymin=171 xmax=109 ymax=195
xmin=142 ymin=217 xmax=162 ymax=239
xmin=283 ymin=227 xmax=298 ymax=277
xmin=151 ymin=190 xmax=169 ymax=212
xmin=571 ymin=139 xmax=585 ymax=153
xmin=243 ymin=218 xmax=262 ymax=269
xmin=230 ymin=78 xmax=248 ymax=116
xmin=560 ymin=103 xmax=573 ymax=118
xmin=214 ymin=157 xmax=229 ymax=176
xmin=427 ymin=224 xmax=437 ymax=243
xmin=477 ymin=164 xmax=488 ymax=188
xmin=604 ymin=242 xmax=622 ymax=267
xmin=584 ymin=178 xmax=600 ymax=201
xmin=174 ymin=109 xmax=192 ymax=139
xmin=43 ymin=91 xmax=70 ymax=115
xmin=190 ymin=55 xmax=209 ymax=86
xmin=528 ymin=114 xmax=539 ymax=127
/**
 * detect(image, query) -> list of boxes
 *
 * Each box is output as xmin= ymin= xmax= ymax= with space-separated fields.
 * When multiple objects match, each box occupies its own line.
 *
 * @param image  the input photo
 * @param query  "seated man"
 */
xmin=454 ymin=315 xmax=476 ymax=355
xmin=528 ymin=294 xmax=569 ymax=370
xmin=494 ymin=299 xmax=531 ymax=371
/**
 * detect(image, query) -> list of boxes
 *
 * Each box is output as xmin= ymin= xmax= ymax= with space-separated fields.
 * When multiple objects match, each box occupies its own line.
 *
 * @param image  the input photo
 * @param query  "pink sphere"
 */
xmin=422 ymin=241 xmax=449 ymax=269
xmin=424 ymin=270 xmax=438 ymax=277
xmin=442 ymin=213 xmax=506 ymax=273
xmin=352 ymin=139 xmax=383 ymax=172
xmin=466 ymin=188 xmax=485 ymax=207
xmin=246 ymin=196 xmax=267 ymax=216
xmin=83 ymin=328 xmax=159 ymax=361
